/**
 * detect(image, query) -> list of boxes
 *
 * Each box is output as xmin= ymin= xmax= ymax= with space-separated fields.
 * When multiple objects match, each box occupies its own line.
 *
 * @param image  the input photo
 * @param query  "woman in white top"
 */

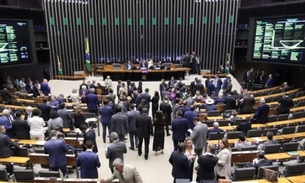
xmin=184 ymin=137 xmax=196 ymax=182
xmin=216 ymin=138 xmax=232 ymax=180
xmin=70 ymin=89 xmax=80 ymax=108
xmin=28 ymin=109 xmax=45 ymax=141
xmin=19 ymin=78 xmax=26 ymax=92
xmin=104 ymin=75 xmax=112 ymax=89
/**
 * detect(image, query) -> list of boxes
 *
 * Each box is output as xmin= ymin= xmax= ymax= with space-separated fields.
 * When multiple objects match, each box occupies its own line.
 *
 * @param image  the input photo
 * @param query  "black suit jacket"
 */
xmin=37 ymin=103 xmax=51 ymax=121
xmin=141 ymin=93 xmax=151 ymax=105
xmin=236 ymin=120 xmax=252 ymax=136
xmin=1 ymin=89 xmax=12 ymax=103
xmin=136 ymin=114 xmax=153 ymax=138
xmin=169 ymin=151 xmax=191 ymax=179
xmin=253 ymin=104 xmax=270 ymax=124
xmin=278 ymin=97 xmax=294 ymax=114
xmin=160 ymin=101 xmax=172 ymax=123
xmin=83 ymin=129 xmax=98 ymax=153
xmin=224 ymin=96 xmax=237 ymax=110
xmin=12 ymin=118 xmax=30 ymax=139
xmin=0 ymin=133 xmax=19 ymax=158
xmin=194 ymin=83 xmax=204 ymax=95
xmin=197 ymin=154 xmax=219 ymax=181
xmin=239 ymin=96 xmax=255 ymax=114
xmin=32 ymin=86 xmax=40 ymax=98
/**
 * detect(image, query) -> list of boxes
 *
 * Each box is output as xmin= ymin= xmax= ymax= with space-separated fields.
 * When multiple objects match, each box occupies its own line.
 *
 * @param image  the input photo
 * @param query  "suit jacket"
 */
xmin=44 ymin=139 xmax=68 ymax=168
xmin=106 ymin=141 xmax=127 ymax=170
xmin=105 ymin=164 xmax=143 ymax=183
xmin=278 ymin=97 xmax=294 ymax=114
xmin=111 ymin=112 xmax=128 ymax=135
xmin=216 ymin=148 xmax=231 ymax=179
xmin=40 ymin=82 xmax=51 ymax=96
xmin=179 ymin=106 xmax=191 ymax=117
xmin=139 ymin=61 xmax=148 ymax=68
xmin=76 ymin=150 xmax=101 ymax=178
xmin=191 ymin=122 xmax=208 ymax=149
xmin=86 ymin=93 xmax=99 ymax=111
xmin=236 ymin=120 xmax=252 ymax=136
xmin=223 ymin=83 xmax=232 ymax=94
xmin=224 ymin=96 xmax=237 ymax=110
xmin=253 ymin=104 xmax=270 ymax=124
xmin=83 ymin=129 xmax=98 ymax=153
xmin=160 ymin=101 xmax=172 ymax=123
xmin=106 ymin=93 xmax=116 ymax=105
xmin=239 ymin=96 xmax=255 ymax=114
xmin=136 ymin=114 xmax=153 ymax=138
xmin=100 ymin=105 xmax=114 ymax=125
xmin=171 ymin=117 xmax=188 ymax=141
xmin=215 ymin=98 xmax=226 ymax=105
xmin=1 ymin=89 xmax=12 ymax=103
xmin=32 ymin=86 xmax=40 ymax=98
xmin=215 ymin=78 xmax=223 ymax=90
xmin=12 ymin=118 xmax=30 ymax=139
xmin=253 ymin=159 xmax=272 ymax=171
xmin=207 ymin=80 xmax=215 ymax=96
xmin=57 ymin=109 xmax=72 ymax=128
xmin=0 ymin=133 xmax=19 ymax=158
xmin=141 ymin=93 xmax=151 ymax=106
xmin=222 ymin=78 xmax=228 ymax=90
xmin=205 ymin=104 xmax=217 ymax=112
xmin=262 ymin=140 xmax=279 ymax=149
xmin=169 ymin=151 xmax=191 ymax=179
xmin=0 ymin=116 xmax=12 ymax=132
xmin=183 ymin=110 xmax=198 ymax=130
xmin=194 ymin=83 xmax=204 ymax=95
xmin=197 ymin=154 xmax=219 ymax=181
xmin=266 ymin=78 xmax=273 ymax=88
xmin=127 ymin=110 xmax=140 ymax=132
xmin=125 ymin=63 xmax=133 ymax=70
xmin=37 ymin=103 xmax=51 ymax=121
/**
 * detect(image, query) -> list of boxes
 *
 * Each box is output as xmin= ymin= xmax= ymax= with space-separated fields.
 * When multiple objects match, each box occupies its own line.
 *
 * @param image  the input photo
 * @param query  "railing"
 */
xmin=241 ymin=0 xmax=305 ymax=8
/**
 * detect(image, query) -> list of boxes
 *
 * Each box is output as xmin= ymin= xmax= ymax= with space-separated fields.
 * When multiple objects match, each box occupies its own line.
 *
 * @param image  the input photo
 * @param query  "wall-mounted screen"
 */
xmin=0 ymin=19 xmax=36 ymax=66
xmin=248 ymin=17 xmax=305 ymax=65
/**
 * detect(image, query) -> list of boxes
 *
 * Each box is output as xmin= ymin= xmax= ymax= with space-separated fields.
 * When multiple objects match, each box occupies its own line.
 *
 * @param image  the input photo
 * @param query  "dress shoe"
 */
xmin=144 ymin=156 xmax=148 ymax=160
xmin=138 ymin=152 xmax=142 ymax=156
xmin=129 ymin=147 xmax=135 ymax=150
xmin=167 ymin=134 xmax=171 ymax=136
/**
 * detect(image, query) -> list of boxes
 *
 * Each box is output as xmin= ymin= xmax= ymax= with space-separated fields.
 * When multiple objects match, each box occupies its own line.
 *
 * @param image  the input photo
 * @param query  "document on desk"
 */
xmin=287 ymin=151 xmax=299 ymax=156
xmin=252 ymin=137 xmax=262 ymax=142
xmin=85 ymin=118 xmax=96 ymax=123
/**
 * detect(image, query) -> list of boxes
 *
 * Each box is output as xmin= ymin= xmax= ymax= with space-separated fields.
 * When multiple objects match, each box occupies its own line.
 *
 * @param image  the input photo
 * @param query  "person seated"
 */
xmin=139 ymin=60 xmax=148 ymax=68
xmin=244 ymin=151 xmax=272 ymax=174
xmin=192 ymin=91 xmax=203 ymax=102
xmin=281 ymin=82 xmax=289 ymax=92
xmin=204 ymin=98 xmax=217 ymax=112
xmin=214 ymin=94 xmax=226 ymax=105
xmin=258 ymin=131 xmax=278 ymax=150
xmin=234 ymin=134 xmax=252 ymax=150
xmin=235 ymin=117 xmax=251 ymax=136
xmin=207 ymin=122 xmax=224 ymax=135
xmin=125 ymin=60 xmax=133 ymax=70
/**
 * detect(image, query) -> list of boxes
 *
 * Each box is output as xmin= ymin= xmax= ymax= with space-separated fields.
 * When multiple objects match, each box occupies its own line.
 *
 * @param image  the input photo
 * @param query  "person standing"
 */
xmin=215 ymin=138 xmax=232 ymax=180
xmin=150 ymin=91 xmax=160 ymax=118
xmin=80 ymin=124 xmax=98 ymax=153
xmin=171 ymin=110 xmax=188 ymax=151
xmin=252 ymin=98 xmax=269 ymax=124
xmin=1 ymin=84 xmax=13 ymax=104
xmin=44 ymin=130 xmax=68 ymax=177
xmin=152 ymin=110 xmax=165 ymax=155
xmin=191 ymin=117 xmax=208 ymax=155
xmin=136 ymin=108 xmax=153 ymax=160
xmin=57 ymin=103 xmax=72 ymax=128
xmin=27 ymin=109 xmax=45 ymax=141
xmin=86 ymin=88 xmax=100 ymax=114
xmin=169 ymin=142 xmax=191 ymax=183
xmin=196 ymin=144 xmax=219 ymax=183
xmin=40 ymin=79 xmax=51 ymax=96
xmin=278 ymin=93 xmax=294 ymax=114
xmin=127 ymin=104 xmax=140 ymax=150
xmin=184 ymin=137 xmax=196 ymax=182
xmin=77 ymin=140 xmax=101 ymax=178
xmin=37 ymin=98 xmax=51 ymax=121
xmin=99 ymin=100 xmax=114 ymax=143
xmin=106 ymin=132 xmax=127 ymax=173
xmin=12 ymin=111 xmax=30 ymax=139
xmin=0 ymin=109 xmax=13 ymax=138
xmin=111 ymin=106 xmax=128 ymax=141
xmin=160 ymin=95 xmax=172 ymax=136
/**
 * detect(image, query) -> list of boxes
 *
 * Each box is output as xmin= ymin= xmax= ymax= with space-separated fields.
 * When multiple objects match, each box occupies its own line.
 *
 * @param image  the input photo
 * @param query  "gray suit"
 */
xmin=106 ymin=141 xmax=127 ymax=173
xmin=223 ymin=82 xmax=232 ymax=94
xmin=191 ymin=122 xmax=208 ymax=155
xmin=111 ymin=112 xmax=128 ymax=141
xmin=127 ymin=109 xmax=140 ymax=149
xmin=57 ymin=108 xmax=72 ymax=128
xmin=106 ymin=93 xmax=116 ymax=104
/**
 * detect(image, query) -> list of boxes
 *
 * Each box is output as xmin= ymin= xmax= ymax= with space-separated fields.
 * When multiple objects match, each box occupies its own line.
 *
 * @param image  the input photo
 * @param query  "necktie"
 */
xmin=120 ymin=171 xmax=124 ymax=182
xmin=7 ymin=117 xmax=12 ymax=124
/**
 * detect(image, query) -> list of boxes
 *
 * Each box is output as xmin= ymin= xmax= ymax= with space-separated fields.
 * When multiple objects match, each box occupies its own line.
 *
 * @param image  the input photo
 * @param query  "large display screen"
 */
xmin=249 ymin=17 xmax=305 ymax=64
xmin=0 ymin=20 xmax=35 ymax=65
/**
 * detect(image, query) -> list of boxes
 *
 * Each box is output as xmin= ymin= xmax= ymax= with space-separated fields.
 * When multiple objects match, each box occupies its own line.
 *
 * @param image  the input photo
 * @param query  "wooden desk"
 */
xmin=266 ymin=117 xmax=305 ymax=127
xmin=281 ymin=132 xmax=305 ymax=140
xmin=0 ymin=104 xmax=37 ymax=110
xmin=251 ymin=86 xmax=281 ymax=94
xmin=207 ymin=116 xmax=224 ymax=120
xmin=0 ymin=156 xmax=29 ymax=165
xmin=267 ymin=96 xmax=305 ymax=106
xmin=17 ymin=139 xmax=46 ymax=146
xmin=64 ymin=137 xmax=84 ymax=148
xmin=208 ymin=126 xmax=234 ymax=131
xmin=251 ymin=136 xmax=285 ymax=143
xmin=231 ymin=151 xmax=258 ymax=163
xmin=264 ymin=151 xmax=305 ymax=161
xmin=254 ymin=88 xmax=300 ymax=100
xmin=232 ymin=178 xmax=291 ymax=183
xmin=34 ymin=178 xmax=115 ymax=183
xmin=287 ymin=175 xmax=305 ymax=183
xmin=208 ymin=138 xmax=237 ymax=145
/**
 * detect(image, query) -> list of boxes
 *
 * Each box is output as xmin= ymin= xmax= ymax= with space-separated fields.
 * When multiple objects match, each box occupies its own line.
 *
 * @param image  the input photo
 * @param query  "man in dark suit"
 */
xmin=179 ymin=101 xmax=191 ymax=117
xmin=141 ymin=88 xmax=151 ymax=112
xmin=79 ymin=80 xmax=88 ymax=91
xmin=266 ymin=74 xmax=274 ymax=88
xmin=32 ymin=81 xmax=41 ymax=98
xmin=278 ymin=93 xmax=294 ymax=114
xmin=253 ymin=98 xmax=269 ymax=124
xmin=12 ymin=111 xmax=30 ymax=139
xmin=224 ymin=92 xmax=237 ymax=110
xmin=246 ymin=68 xmax=254 ymax=90
xmin=0 ymin=125 xmax=20 ymax=175
xmin=196 ymin=144 xmax=219 ymax=182
xmin=223 ymin=78 xmax=233 ymax=94
xmin=77 ymin=140 xmax=101 ymax=178
xmin=244 ymin=151 xmax=272 ymax=174
xmin=236 ymin=118 xmax=252 ymax=136
xmin=169 ymin=142 xmax=191 ymax=183
xmin=48 ymin=95 xmax=60 ymax=111
xmin=206 ymin=78 xmax=215 ymax=96
xmin=139 ymin=60 xmax=148 ymax=68
xmin=171 ymin=110 xmax=188 ymax=151
xmin=136 ymin=108 xmax=153 ymax=160
xmin=80 ymin=124 xmax=98 ymax=153
xmin=57 ymin=103 xmax=72 ymax=128
xmin=86 ymin=88 xmax=100 ymax=114
xmin=214 ymin=74 xmax=223 ymax=96
xmin=194 ymin=79 xmax=204 ymax=95
xmin=44 ymin=130 xmax=68 ymax=177
xmin=160 ymin=95 xmax=172 ymax=136
xmin=190 ymin=77 xmax=198 ymax=96
xmin=125 ymin=60 xmax=133 ymax=70
xmin=207 ymin=122 xmax=224 ymax=134
xmin=191 ymin=117 xmax=208 ymax=155
xmin=215 ymin=94 xmax=226 ymax=105
xmin=1 ymin=84 xmax=13 ymax=104
xmin=40 ymin=79 xmax=51 ymax=96
xmin=106 ymin=132 xmax=127 ymax=173
xmin=184 ymin=105 xmax=198 ymax=131
xmin=99 ymin=100 xmax=114 ymax=143
xmin=37 ymin=98 xmax=51 ymax=121
xmin=127 ymin=104 xmax=140 ymax=150
xmin=111 ymin=106 xmax=128 ymax=141
xmin=239 ymin=93 xmax=255 ymax=114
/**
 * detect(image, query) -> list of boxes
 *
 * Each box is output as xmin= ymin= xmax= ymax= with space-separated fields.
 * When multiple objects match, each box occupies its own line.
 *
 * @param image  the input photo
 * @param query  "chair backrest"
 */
xmin=247 ymin=129 xmax=262 ymax=137
xmin=231 ymin=147 xmax=239 ymax=152
xmin=264 ymin=144 xmax=282 ymax=154
xmin=207 ymin=110 xmax=220 ymax=117
xmin=16 ymin=147 xmax=29 ymax=157
xmin=263 ymin=128 xmax=278 ymax=136
xmin=205 ymin=120 xmax=214 ymax=127
xmin=227 ymin=131 xmax=243 ymax=139
xmin=267 ymin=115 xmax=277 ymax=122
xmin=13 ymin=170 xmax=35 ymax=181
xmin=39 ymin=170 xmax=60 ymax=178
xmin=240 ymin=145 xmax=258 ymax=151
xmin=296 ymin=91 xmax=304 ymax=98
xmin=298 ymin=125 xmax=305 ymax=132
xmin=277 ymin=114 xmax=289 ymax=121
xmin=234 ymin=119 xmax=243 ymax=126
xmin=282 ymin=142 xmax=299 ymax=152
xmin=208 ymin=132 xmax=225 ymax=140
xmin=282 ymin=126 xmax=296 ymax=135
xmin=233 ymin=167 xmax=256 ymax=180
xmin=285 ymin=163 xmax=305 ymax=176
xmin=293 ymin=112 xmax=304 ymax=119
xmin=34 ymin=147 xmax=45 ymax=153
xmin=163 ymin=63 xmax=171 ymax=68
xmin=112 ymin=63 xmax=121 ymax=69
xmin=67 ymin=132 xmax=80 ymax=138
xmin=217 ymin=120 xmax=230 ymax=127
xmin=297 ymin=101 xmax=305 ymax=107
xmin=0 ymin=169 xmax=8 ymax=181
xmin=258 ymin=165 xmax=279 ymax=178
xmin=175 ymin=64 xmax=182 ymax=68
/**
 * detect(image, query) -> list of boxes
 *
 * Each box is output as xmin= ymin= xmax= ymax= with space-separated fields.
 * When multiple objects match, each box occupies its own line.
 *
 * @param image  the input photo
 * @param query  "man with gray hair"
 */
xmin=0 ymin=109 xmax=13 ymax=137
xmin=98 ymin=158 xmax=143 ymax=183
xmin=106 ymin=132 xmax=127 ymax=173
xmin=252 ymin=98 xmax=269 ymax=124
xmin=86 ymin=88 xmax=100 ymax=114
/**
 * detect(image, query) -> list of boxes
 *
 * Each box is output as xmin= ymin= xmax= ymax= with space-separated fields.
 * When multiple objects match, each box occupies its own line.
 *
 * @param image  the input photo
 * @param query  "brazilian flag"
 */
xmin=85 ymin=37 xmax=91 ymax=72
xmin=225 ymin=53 xmax=230 ymax=74
xmin=57 ymin=55 xmax=63 ymax=75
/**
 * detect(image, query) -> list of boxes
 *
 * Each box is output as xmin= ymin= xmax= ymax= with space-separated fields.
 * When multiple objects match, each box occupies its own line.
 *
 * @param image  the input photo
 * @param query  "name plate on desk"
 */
xmin=141 ymin=69 xmax=148 ymax=74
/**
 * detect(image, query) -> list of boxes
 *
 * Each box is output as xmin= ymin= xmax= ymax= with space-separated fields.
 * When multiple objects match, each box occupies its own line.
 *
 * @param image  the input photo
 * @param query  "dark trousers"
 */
xmin=173 ymin=140 xmax=184 ymax=151
xmin=51 ymin=166 xmax=67 ymax=177
xmin=195 ymin=148 xmax=203 ymax=156
xmin=119 ymin=135 xmax=125 ymax=141
xmin=102 ymin=123 xmax=111 ymax=142
xmin=129 ymin=131 xmax=138 ymax=149
xmin=165 ymin=124 xmax=170 ymax=136
xmin=216 ymin=175 xmax=226 ymax=181
xmin=138 ymin=137 xmax=150 ymax=158
xmin=6 ymin=164 xmax=13 ymax=175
